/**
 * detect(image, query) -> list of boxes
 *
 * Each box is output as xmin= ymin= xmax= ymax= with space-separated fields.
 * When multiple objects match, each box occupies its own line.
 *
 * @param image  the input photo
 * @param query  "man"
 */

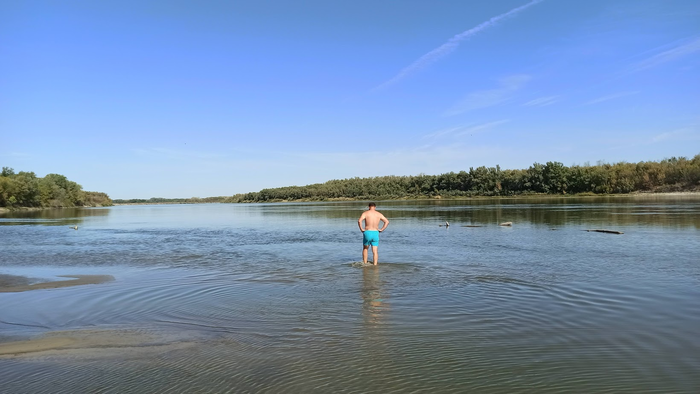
xmin=358 ymin=202 xmax=389 ymax=265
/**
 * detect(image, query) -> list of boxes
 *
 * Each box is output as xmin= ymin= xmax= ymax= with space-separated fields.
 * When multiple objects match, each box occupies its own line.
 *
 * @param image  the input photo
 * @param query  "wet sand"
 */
xmin=0 ymin=274 xmax=114 ymax=293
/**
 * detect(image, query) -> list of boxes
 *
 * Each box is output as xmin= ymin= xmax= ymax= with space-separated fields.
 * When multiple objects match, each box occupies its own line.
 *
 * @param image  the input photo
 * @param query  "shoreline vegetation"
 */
xmin=3 ymin=156 xmax=698 ymax=210
xmin=115 ymin=155 xmax=700 ymax=204
xmin=0 ymin=167 xmax=113 ymax=210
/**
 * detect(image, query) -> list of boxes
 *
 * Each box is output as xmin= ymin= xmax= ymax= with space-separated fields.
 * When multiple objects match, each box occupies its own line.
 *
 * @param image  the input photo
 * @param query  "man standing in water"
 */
xmin=358 ymin=203 xmax=389 ymax=265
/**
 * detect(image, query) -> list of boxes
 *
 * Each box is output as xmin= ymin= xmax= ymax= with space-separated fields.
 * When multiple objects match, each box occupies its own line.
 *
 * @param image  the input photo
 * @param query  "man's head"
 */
xmin=368 ymin=202 xmax=376 ymax=210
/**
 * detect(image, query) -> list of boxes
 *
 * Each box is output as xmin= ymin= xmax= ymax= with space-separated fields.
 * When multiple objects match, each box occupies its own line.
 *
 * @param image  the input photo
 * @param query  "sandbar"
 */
xmin=0 ymin=329 xmax=193 ymax=358
xmin=0 ymin=274 xmax=114 ymax=293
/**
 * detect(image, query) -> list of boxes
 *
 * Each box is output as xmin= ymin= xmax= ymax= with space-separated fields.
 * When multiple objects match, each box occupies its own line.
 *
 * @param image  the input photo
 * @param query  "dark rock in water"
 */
xmin=586 ymin=229 xmax=624 ymax=234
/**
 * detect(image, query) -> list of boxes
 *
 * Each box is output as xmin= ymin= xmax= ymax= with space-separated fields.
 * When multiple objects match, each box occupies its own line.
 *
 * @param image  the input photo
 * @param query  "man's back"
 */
xmin=361 ymin=209 xmax=387 ymax=231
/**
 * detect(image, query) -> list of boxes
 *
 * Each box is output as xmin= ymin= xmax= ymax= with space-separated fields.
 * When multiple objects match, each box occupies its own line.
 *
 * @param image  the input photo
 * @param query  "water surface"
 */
xmin=1 ymin=197 xmax=699 ymax=393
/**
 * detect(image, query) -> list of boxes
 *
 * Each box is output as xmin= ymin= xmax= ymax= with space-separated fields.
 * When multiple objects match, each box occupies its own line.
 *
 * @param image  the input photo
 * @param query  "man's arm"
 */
xmin=358 ymin=213 xmax=366 ymax=232
xmin=379 ymin=214 xmax=389 ymax=232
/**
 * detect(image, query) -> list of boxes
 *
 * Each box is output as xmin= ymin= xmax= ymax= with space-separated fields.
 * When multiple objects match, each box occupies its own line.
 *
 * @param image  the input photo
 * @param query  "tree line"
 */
xmin=0 ymin=167 xmax=113 ymax=208
xmin=229 ymin=155 xmax=700 ymax=203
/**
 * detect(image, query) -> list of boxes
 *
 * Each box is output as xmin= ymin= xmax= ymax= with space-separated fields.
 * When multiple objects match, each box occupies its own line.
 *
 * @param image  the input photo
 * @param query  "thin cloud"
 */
xmin=131 ymin=148 xmax=225 ymax=160
xmin=292 ymin=144 xmax=510 ymax=178
xmin=423 ymin=125 xmax=466 ymax=139
xmin=424 ymin=120 xmax=510 ymax=139
xmin=455 ymin=120 xmax=510 ymax=136
xmin=523 ymin=96 xmax=560 ymax=107
xmin=444 ymin=74 xmax=531 ymax=116
xmin=372 ymin=0 xmax=544 ymax=91
xmin=0 ymin=152 xmax=32 ymax=159
xmin=651 ymin=127 xmax=699 ymax=143
xmin=631 ymin=36 xmax=700 ymax=72
xmin=583 ymin=91 xmax=639 ymax=106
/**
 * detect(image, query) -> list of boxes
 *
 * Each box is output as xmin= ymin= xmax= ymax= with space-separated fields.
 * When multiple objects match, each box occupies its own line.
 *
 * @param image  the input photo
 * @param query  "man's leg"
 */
xmin=371 ymin=246 xmax=378 ymax=265
xmin=362 ymin=245 xmax=369 ymax=264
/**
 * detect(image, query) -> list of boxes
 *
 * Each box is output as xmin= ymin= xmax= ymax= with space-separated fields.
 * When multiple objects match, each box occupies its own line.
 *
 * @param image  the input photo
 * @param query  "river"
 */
xmin=1 ymin=196 xmax=699 ymax=393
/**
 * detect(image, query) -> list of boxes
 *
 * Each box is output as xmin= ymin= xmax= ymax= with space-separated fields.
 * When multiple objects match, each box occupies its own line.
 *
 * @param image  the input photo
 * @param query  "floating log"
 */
xmin=586 ymin=229 xmax=624 ymax=234
xmin=499 ymin=222 xmax=512 ymax=227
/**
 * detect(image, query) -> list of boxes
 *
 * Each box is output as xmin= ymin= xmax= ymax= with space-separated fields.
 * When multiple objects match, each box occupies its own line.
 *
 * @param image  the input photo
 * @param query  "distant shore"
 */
xmin=3 ymin=192 xmax=699 ymax=212
xmin=114 ymin=191 xmax=700 ymax=205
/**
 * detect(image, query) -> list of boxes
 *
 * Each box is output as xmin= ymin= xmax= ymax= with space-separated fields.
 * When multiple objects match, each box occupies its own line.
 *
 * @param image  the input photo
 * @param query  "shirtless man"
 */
xmin=358 ymin=203 xmax=389 ymax=265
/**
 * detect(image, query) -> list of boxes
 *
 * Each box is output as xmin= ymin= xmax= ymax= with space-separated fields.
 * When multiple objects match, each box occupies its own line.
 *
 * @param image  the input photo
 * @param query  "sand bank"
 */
xmin=0 ymin=329 xmax=195 ymax=358
xmin=0 ymin=274 xmax=114 ymax=293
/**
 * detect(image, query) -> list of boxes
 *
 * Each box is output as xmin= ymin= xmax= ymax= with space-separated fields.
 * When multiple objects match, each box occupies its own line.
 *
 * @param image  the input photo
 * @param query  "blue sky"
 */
xmin=2 ymin=0 xmax=699 ymax=199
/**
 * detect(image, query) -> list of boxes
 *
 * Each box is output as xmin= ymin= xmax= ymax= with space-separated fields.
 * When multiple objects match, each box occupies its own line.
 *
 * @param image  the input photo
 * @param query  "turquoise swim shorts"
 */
xmin=363 ymin=230 xmax=379 ymax=246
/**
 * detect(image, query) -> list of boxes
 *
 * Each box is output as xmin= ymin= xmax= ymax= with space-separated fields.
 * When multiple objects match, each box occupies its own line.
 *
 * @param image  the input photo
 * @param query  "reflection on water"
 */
xmin=247 ymin=196 xmax=700 ymax=229
xmin=2 ymin=196 xmax=699 ymax=229
xmin=1 ymin=197 xmax=699 ymax=393
xmin=0 ymin=207 xmax=110 ymax=226
xmin=362 ymin=266 xmax=387 ymax=328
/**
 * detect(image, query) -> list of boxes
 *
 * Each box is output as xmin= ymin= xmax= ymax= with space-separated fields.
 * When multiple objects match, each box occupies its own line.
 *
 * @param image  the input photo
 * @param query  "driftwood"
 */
xmin=499 ymin=222 xmax=512 ymax=227
xmin=586 ymin=229 xmax=624 ymax=234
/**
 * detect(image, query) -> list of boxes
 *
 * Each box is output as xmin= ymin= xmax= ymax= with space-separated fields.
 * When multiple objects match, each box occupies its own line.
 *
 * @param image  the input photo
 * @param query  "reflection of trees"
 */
xmin=254 ymin=197 xmax=700 ymax=229
xmin=0 ymin=207 xmax=110 ymax=226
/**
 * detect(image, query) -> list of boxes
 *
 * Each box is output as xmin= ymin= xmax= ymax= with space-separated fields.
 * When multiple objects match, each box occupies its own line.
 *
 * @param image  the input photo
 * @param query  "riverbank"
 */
xmin=251 ymin=190 xmax=700 ymax=203
xmin=107 ymin=191 xmax=700 ymax=206
xmin=5 ymin=191 xmax=700 ymax=211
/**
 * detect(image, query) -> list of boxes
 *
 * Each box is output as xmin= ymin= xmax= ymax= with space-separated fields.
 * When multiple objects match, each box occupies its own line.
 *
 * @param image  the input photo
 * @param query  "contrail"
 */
xmin=372 ymin=0 xmax=544 ymax=91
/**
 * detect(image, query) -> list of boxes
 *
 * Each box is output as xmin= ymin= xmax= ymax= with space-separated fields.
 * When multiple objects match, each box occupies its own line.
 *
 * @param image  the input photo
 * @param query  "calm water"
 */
xmin=1 ymin=197 xmax=699 ymax=393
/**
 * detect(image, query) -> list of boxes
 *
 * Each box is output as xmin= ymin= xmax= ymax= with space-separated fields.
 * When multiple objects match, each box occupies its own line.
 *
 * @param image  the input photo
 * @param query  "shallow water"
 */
xmin=1 ymin=197 xmax=699 ymax=393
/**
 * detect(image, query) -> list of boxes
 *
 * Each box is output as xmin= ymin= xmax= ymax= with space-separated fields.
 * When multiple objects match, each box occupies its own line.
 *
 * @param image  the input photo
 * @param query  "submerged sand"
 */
xmin=0 ymin=329 xmax=195 ymax=358
xmin=0 ymin=274 xmax=114 ymax=293
xmin=0 ymin=274 xmax=193 ymax=359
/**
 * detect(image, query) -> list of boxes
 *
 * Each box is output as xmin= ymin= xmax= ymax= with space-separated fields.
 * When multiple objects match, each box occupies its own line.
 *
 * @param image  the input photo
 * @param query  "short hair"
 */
xmin=368 ymin=202 xmax=376 ymax=208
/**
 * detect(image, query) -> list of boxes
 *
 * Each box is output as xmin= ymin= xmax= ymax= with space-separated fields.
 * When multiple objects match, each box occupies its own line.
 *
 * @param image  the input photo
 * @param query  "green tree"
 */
xmin=1 ymin=167 xmax=15 ymax=177
xmin=543 ymin=161 xmax=569 ymax=194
